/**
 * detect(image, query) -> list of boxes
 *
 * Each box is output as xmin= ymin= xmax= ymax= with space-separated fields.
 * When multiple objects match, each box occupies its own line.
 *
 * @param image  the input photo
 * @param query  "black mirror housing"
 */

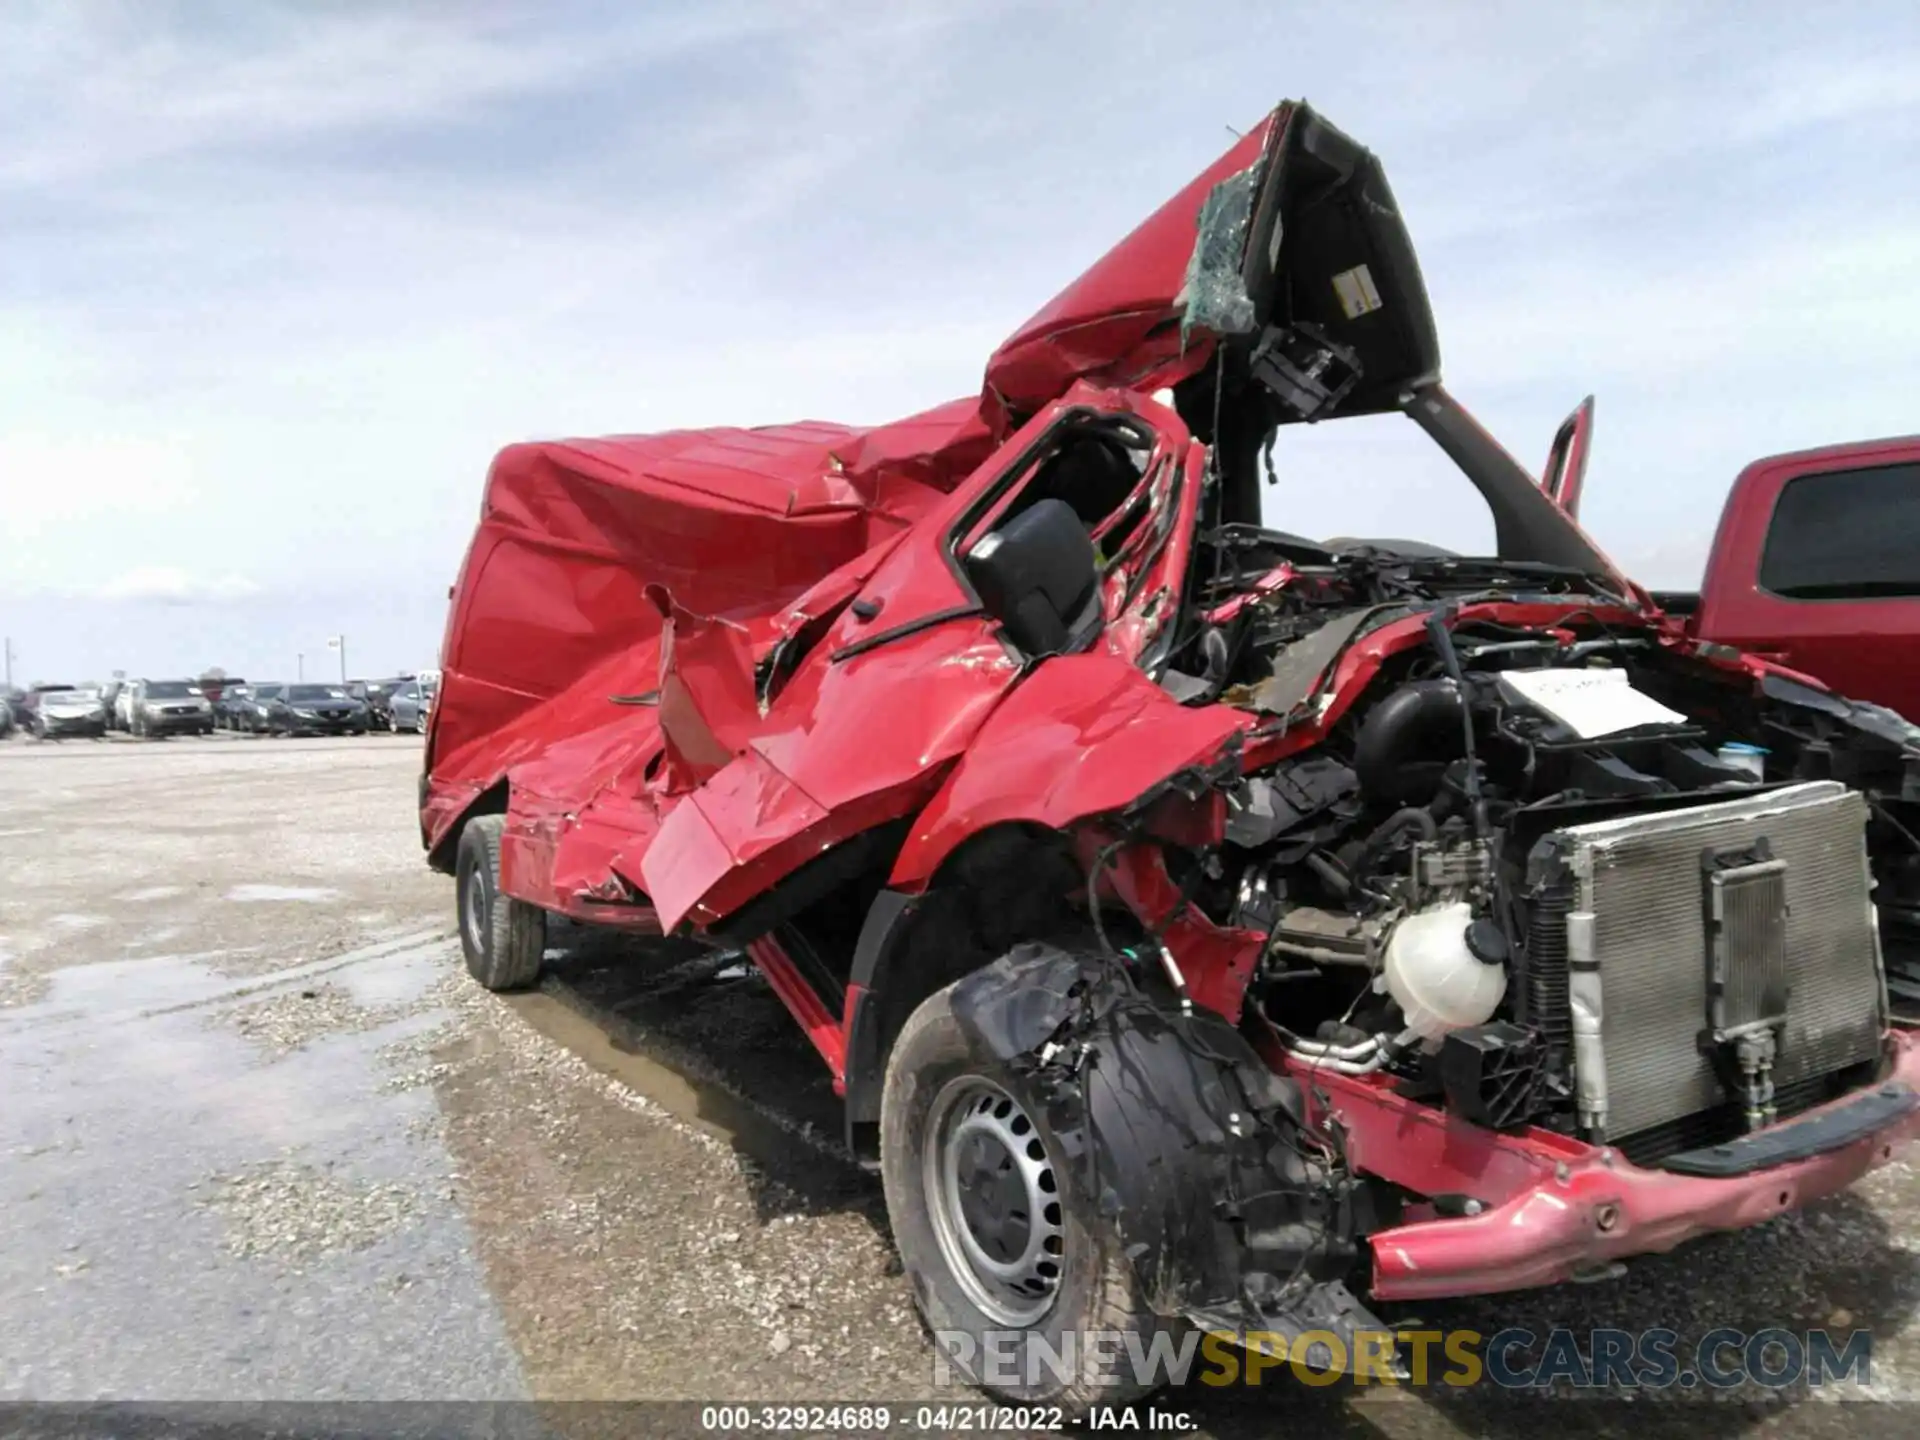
xmin=964 ymin=498 xmax=1102 ymax=658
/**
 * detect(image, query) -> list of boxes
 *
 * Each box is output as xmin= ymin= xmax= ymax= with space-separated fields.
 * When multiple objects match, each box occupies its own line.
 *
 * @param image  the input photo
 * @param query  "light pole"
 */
xmin=3 ymin=636 xmax=13 ymax=690
xmin=297 ymin=652 xmax=304 ymax=682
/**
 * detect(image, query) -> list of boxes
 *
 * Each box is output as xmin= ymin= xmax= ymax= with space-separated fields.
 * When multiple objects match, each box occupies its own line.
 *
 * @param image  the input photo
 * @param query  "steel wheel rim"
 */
xmin=922 ymin=1075 xmax=1066 ymax=1327
xmin=462 ymin=863 xmax=487 ymax=953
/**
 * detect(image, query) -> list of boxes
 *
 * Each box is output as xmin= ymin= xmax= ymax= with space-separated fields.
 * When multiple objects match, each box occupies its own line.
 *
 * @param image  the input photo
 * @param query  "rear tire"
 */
xmin=455 ymin=815 xmax=544 ymax=992
xmin=880 ymin=974 xmax=1158 ymax=1412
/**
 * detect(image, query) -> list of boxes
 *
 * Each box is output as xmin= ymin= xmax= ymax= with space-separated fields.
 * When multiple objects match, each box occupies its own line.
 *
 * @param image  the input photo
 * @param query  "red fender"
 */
xmin=889 ymin=652 xmax=1247 ymax=891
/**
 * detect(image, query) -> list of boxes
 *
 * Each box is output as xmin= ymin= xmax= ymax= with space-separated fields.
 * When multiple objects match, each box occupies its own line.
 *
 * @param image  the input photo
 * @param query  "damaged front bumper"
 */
xmin=948 ymin=946 xmax=1920 ymax=1340
xmin=1288 ymin=1029 xmax=1920 ymax=1302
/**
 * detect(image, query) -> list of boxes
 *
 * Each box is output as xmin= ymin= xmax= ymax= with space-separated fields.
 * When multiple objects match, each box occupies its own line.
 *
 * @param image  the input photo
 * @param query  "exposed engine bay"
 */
xmin=1154 ymin=530 xmax=1920 ymax=1166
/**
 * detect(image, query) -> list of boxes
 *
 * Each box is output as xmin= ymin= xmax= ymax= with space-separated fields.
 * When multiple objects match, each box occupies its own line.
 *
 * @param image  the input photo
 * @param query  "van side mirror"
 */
xmin=1542 ymin=394 xmax=1595 ymax=519
xmin=964 ymin=498 xmax=1102 ymax=658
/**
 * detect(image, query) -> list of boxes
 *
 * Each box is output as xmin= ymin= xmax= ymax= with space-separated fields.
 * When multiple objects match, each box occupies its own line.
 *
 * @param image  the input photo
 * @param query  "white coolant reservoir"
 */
xmin=1383 ymin=902 xmax=1508 ymax=1043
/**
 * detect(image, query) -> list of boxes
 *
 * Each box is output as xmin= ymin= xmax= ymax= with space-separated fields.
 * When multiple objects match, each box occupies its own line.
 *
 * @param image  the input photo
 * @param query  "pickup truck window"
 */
xmin=1759 ymin=462 xmax=1920 ymax=600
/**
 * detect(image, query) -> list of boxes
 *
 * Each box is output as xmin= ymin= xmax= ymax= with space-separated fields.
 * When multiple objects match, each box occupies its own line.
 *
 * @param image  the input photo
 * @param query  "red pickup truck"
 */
xmin=1544 ymin=409 xmax=1920 ymax=721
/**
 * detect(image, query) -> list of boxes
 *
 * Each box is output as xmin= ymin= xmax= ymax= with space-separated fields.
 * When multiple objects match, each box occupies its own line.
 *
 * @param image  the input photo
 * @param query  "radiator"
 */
xmin=1526 ymin=781 xmax=1886 ymax=1145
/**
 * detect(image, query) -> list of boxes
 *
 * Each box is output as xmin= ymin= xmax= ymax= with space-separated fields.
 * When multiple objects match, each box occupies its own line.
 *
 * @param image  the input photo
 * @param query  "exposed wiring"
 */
xmin=1268 ymin=1024 xmax=1382 ymax=1061
xmin=1086 ymin=837 xmax=1129 ymax=956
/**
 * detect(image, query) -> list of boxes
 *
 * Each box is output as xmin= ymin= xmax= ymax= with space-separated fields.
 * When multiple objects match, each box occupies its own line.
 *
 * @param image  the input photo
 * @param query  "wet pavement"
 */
xmin=4 ymin=733 xmax=1920 ymax=1436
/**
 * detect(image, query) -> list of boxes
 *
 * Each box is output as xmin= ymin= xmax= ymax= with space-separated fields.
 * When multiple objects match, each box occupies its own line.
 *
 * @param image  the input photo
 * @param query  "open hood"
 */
xmin=984 ymin=100 xmax=1440 ymax=426
xmin=985 ymin=99 xmax=1624 ymax=580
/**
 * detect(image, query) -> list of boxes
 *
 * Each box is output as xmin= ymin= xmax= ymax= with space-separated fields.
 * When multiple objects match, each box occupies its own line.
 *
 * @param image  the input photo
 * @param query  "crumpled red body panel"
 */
xmin=423 ymin=397 xmax=998 ymax=859
xmin=889 ymin=653 xmax=1247 ymax=891
xmin=981 ymin=119 xmax=1273 ymax=417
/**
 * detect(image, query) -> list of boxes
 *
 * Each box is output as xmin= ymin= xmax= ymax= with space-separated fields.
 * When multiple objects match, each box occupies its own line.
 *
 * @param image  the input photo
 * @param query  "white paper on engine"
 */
xmin=1497 ymin=668 xmax=1689 ymax=739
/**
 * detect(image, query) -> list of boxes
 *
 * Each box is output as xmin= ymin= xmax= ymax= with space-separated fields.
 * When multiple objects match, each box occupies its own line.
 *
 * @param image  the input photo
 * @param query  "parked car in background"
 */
xmin=261 ymin=683 xmax=370 ymax=736
xmin=3 ymin=687 xmax=34 ymax=738
xmin=213 ymin=683 xmax=256 ymax=730
xmin=0 ymin=686 xmax=27 ymax=737
xmin=347 ymin=676 xmax=414 ymax=730
xmin=240 ymin=684 xmax=283 ymax=734
xmin=385 ymin=679 xmax=434 ymax=733
xmin=113 ymin=682 xmax=140 ymax=732
xmin=21 ymin=684 xmax=110 ymax=740
xmin=99 ymin=678 xmax=129 ymax=730
xmin=1532 ymin=411 xmax=1920 ymax=722
xmin=129 ymin=679 xmax=214 ymax=738
xmin=197 ymin=675 xmax=242 ymax=720
xmin=1672 ymin=441 xmax=1918 ymax=720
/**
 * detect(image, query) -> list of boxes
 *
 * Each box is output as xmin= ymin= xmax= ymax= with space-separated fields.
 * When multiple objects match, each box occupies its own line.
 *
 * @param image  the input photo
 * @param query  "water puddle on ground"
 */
xmin=499 ymin=987 xmax=852 ymax=1187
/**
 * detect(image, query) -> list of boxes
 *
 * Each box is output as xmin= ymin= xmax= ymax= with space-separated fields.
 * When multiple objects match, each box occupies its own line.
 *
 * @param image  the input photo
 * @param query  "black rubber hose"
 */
xmin=1352 ymin=679 xmax=1468 ymax=804
xmin=1353 ymin=805 xmax=1441 ymax=887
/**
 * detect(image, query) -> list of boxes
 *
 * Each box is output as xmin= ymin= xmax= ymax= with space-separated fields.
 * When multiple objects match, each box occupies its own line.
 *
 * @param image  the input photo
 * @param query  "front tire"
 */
xmin=455 ymin=815 xmax=545 ymax=991
xmin=880 ymin=976 xmax=1158 ymax=1412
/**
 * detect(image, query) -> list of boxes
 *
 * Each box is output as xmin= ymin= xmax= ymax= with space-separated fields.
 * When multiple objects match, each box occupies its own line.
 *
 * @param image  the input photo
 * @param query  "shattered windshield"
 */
xmin=1175 ymin=164 xmax=1260 ymax=344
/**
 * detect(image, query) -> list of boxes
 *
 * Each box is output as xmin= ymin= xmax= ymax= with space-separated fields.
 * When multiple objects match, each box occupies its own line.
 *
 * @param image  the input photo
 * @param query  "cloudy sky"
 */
xmin=3 ymin=1 xmax=1917 ymax=685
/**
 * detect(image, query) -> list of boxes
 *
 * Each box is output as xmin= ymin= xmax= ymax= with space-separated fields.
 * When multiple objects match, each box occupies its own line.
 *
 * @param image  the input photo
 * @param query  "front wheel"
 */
xmin=880 ymin=976 xmax=1158 ymax=1412
xmin=455 ymin=815 xmax=545 ymax=991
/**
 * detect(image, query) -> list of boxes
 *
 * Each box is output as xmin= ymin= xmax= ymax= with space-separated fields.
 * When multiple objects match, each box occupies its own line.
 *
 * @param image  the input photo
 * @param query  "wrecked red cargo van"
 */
xmin=424 ymin=101 xmax=1920 ymax=1406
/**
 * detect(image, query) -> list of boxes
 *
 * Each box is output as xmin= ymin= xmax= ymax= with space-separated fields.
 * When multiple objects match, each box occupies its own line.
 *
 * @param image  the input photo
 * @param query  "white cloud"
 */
xmin=92 ymin=567 xmax=261 ymax=605
xmin=0 ymin=8 xmax=706 ymax=188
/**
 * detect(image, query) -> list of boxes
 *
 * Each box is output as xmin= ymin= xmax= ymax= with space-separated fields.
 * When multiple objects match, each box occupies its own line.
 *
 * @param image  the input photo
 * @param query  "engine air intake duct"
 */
xmin=1353 ymin=679 xmax=1467 ymax=804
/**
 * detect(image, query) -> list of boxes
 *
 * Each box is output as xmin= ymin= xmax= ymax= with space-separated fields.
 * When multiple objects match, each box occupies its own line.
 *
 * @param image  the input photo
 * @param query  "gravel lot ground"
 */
xmin=3 ymin=734 xmax=1920 ymax=1437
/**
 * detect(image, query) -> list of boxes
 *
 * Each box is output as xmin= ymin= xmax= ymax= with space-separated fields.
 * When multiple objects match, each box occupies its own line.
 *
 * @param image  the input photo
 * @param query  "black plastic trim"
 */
xmin=1659 ymin=1082 xmax=1917 ymax=1176
xmin=829 ymin=604 xmax=984 ymax=664
xmin=841 ymin=888 xmax=923 ymax=1165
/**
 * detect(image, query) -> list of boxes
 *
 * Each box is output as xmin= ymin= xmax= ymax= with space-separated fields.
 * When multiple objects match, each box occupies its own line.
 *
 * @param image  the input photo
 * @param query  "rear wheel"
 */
xmin=455 ymin=815 xmax=545 ymax=991
xmin=880 ymin=974 xmax=1158 ymax=1412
